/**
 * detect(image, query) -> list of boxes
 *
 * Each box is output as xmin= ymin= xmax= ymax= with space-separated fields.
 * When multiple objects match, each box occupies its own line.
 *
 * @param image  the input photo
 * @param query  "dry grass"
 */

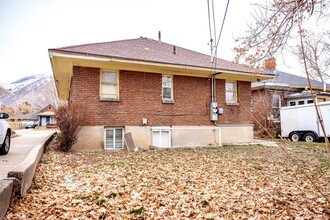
xmin=5 ymin=143 xmax=330 ymax=219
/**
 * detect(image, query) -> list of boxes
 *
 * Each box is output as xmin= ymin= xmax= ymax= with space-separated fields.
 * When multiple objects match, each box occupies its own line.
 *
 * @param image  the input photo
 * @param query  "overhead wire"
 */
xmin=207 ymin=0 xmax=215 ymax=102
xmin=207 ymin=0 xmax=231 ymax=102
xmin=213 ymin=0 xmax=231 ymax=69
xmin=207 ymin=0 xmax=213 ymax=59
xmin=212 ymin=0 xmax=217 ymax=56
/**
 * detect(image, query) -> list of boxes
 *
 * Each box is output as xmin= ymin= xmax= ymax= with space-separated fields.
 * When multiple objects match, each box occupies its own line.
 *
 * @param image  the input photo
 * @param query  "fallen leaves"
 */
xmin=5 ymin=144 xmax=330 ymax=219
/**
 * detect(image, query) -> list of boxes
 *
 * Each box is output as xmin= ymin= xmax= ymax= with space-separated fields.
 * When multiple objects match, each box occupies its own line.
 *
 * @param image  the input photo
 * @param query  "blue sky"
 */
xmin=0 ymin=0 xmax=302 ymax=83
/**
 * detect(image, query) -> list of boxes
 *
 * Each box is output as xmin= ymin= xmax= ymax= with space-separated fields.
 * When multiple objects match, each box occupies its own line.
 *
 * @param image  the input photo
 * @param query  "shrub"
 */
xmin=54 ymin=103 xmax=88 ymax=152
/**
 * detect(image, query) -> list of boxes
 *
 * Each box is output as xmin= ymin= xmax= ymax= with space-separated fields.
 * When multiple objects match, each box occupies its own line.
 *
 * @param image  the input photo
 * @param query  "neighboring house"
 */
xmin=49 ymin=37 xmax=273 ymax=151
xmin=9 ymin=112 xmax=38 ymax=129
xmin=251 ymin=70 xmax=330 ymax=135
xmin=38 ymin=104 xmax=56 ymax=127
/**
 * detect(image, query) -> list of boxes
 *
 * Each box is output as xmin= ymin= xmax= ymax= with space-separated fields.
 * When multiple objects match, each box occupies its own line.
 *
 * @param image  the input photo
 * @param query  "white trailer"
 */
xmin=280 ymin=101 xmax=330 ymax=142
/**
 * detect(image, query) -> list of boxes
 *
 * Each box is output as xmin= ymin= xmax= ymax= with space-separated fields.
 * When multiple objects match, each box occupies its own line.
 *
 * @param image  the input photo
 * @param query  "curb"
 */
xmin=0 ymin=131 xmax=55 ymax=219
xmin=0 ymin=180 xmax=13 ymax=220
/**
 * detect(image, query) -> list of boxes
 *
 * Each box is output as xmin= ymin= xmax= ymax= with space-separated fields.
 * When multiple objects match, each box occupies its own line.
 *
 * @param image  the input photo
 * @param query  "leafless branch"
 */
xmin=234 ymin=0 xmax=328 ymax=68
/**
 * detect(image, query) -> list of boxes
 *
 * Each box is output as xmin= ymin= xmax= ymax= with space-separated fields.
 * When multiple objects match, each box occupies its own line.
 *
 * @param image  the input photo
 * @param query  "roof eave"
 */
xmin=49 ymin=51 xmax=274 ymax=101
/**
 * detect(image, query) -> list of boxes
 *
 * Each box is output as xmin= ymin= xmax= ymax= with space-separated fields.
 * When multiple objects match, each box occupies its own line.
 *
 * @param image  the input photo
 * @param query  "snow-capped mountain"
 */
xmin=0 ymin=74 xmax=59 ymax=111
xmin=5 ymin=74 xmax=47 ymax=93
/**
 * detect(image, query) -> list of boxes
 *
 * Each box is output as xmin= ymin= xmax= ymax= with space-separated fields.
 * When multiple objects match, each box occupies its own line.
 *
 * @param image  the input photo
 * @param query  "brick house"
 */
xmin=251 ymin=70 xmax=330 ymax=136
xmin=49 ymin=37 xmax=273 ymax=151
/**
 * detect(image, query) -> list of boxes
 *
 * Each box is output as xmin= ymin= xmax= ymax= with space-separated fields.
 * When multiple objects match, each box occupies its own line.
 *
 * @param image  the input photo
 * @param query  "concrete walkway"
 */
xmin=0 ymin=129 xmax=55 ymax=219
xmin=0 ymin=130 xmax=55 ymax=179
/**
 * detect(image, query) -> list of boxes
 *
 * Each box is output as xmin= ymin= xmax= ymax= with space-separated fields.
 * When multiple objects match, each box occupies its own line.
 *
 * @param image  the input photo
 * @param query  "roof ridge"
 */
xmin=50 ymin=37 xmax=147 ymax=50
xmin=49 ymin=37 xmax=263 ymax=75
xmin=279 ymin=71 xmax=324 ymax=84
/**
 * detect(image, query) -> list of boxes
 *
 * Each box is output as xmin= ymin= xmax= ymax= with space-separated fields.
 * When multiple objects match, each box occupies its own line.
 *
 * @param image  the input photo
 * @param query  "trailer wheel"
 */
xmin=303 ymin=133 xmax=316 ymax=142
xmin=289 ymin=132 xmax=301 ymax=142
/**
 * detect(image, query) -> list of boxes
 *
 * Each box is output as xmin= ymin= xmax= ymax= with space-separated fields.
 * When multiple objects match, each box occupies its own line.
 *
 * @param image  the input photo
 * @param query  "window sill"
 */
xmin=100 ymin=97 xmax=120 ymax=102
xmin=162 ymin=99 xmax=174 ymax=104
xmin=226 ymin=102 xmax=239 ymax=106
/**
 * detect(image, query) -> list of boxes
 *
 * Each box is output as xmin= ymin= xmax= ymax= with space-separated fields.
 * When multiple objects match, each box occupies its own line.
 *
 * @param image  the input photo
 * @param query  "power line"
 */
xmin=207 ymin=0 xmax=214 ymax=61
xmin=212 ymin=0 xmax=217 ymax=54
xmin=214 ymin=0 xmax=231 ymax=67
xmin=207 ymin=0 xmax=231 ymax=68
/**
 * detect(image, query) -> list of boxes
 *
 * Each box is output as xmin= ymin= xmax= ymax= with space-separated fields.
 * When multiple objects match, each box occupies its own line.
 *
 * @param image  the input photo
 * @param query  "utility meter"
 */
xmin=210 ymin=102 xmax=218 ymax=121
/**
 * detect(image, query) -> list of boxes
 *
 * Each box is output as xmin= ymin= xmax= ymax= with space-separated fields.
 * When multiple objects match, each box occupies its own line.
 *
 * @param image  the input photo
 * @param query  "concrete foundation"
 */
xmin=72 ymin=126 xmax=104 ymax=151
xmin=73 ymin=124 xmax=254 ymax=151
xmin=171 ymin=126 xmax=221 ymax=147
xmin=220 ymin=124 xmax=254 ymax=144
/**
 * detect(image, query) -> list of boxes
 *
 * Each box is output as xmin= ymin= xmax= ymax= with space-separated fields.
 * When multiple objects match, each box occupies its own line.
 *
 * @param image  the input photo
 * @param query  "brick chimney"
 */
xmin=264 ymin=58 xmax=276 ymax=70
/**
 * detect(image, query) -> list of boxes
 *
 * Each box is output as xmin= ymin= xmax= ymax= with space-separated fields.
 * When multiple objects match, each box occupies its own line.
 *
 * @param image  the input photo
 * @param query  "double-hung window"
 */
xmin=162 ymin=75 xmax=173 ymax=103
xmin=100 ymin=70 xmax=119 ymax=100
xmin=104 ymin=128 xmax=123 ymax=149
xmin=225 ymin=81 xmax=237 ymax=103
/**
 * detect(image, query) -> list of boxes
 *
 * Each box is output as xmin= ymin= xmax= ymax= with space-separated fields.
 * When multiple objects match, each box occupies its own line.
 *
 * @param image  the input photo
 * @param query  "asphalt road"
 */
xmin=0 ymin=129 xmax=55 ymax=179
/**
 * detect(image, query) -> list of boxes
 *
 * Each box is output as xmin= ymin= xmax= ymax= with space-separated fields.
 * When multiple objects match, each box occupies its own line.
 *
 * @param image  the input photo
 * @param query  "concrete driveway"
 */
xmin=0 ymin=129 xmax=55 ymax=219
xmin=0 ymin=130 xmax=55 ymax=180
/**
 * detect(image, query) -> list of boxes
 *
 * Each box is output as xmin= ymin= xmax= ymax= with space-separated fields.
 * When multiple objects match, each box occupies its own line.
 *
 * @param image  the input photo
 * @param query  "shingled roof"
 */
xmin=50 ymin=37 xmax=275 ymax=100
xmin=253 ymin=70 xmax=328 ymax=88
xmin=50 ymin=37 xmax=261 ymax=74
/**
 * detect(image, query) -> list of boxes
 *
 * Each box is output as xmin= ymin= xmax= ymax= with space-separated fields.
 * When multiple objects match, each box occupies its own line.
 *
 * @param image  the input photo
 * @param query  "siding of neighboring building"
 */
xmin=251 ymin=88 xmax=298 ymax=135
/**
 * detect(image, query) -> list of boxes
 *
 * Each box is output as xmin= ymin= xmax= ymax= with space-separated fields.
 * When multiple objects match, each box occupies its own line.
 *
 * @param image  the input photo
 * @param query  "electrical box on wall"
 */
xmin=210 ymin=102 xmax=218 ymax=121
xmin=142 ymin=118 xmax=148 ymax=125
xmin=217 ymin=108 xmax=224 ymax=115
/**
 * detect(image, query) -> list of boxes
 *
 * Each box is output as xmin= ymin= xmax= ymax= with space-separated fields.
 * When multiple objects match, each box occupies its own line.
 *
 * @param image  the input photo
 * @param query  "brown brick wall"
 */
xmin=251 ymin=89 xmax=272 ymax=130
xmin=70 ymin=66 xmax=252 ymax=126
xmin=251 ymin=88 xmax=299 ymax=133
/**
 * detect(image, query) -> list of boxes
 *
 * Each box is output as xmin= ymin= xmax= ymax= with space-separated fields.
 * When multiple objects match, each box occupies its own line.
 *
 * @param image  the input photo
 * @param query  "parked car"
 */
xmin=0 ymin=113 xmax=11 ymax=155
xmin=22 ymin=120 xmax=38 ymax=129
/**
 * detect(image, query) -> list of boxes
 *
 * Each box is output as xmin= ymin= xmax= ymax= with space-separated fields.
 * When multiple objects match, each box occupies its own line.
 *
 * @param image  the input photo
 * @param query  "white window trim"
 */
xmin=100 ymin=70 xmax=119 ymax=101
xmin=104 ymin=128 xmax=124 ymax=150
xmin=152 ymin=127 xmax=171 ymax=147
xmin=162 ymin=75 xmax=174 ymax=103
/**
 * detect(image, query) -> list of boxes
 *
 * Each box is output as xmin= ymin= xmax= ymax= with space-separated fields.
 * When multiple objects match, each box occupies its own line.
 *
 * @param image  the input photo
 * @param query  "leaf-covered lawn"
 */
xmin=5 ymin=143 xmax=330 ymax=219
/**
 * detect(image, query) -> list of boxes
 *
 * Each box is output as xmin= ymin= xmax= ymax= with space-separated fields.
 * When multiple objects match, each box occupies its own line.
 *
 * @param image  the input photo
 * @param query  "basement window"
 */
xmin=152 ymin=127 xmax=171 ymax=148
xmin=100 ymin=70 xmax=119 ymax=101
xmin=104 ymin=128 xmax=123 ymax=150
xmin=162 ymin=75 xmax=174 ymax=103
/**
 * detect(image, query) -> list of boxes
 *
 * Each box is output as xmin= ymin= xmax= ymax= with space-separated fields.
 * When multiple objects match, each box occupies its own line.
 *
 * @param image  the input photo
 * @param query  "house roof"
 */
xmin=252 ymin=70 xmax=329 ymax=91
xmin=38 ymin=104 xmax=55 ymax=114
xmin=49 ymin=37 xmax=275 ymax=100
xmin=50 ymin=37 xmax=260 ymax=74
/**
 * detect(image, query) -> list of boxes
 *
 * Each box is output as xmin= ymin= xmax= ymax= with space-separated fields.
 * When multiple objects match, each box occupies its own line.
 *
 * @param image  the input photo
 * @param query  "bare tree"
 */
xmin=55 ymin=103 xmax=89 ymax=152
xmin=293 ymin=30 xmax=330 ymax=82
xmin=18 ymin=102 xmax=32 ymax=115
xmin=234 ymin=0 xmax=329 ymax=68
